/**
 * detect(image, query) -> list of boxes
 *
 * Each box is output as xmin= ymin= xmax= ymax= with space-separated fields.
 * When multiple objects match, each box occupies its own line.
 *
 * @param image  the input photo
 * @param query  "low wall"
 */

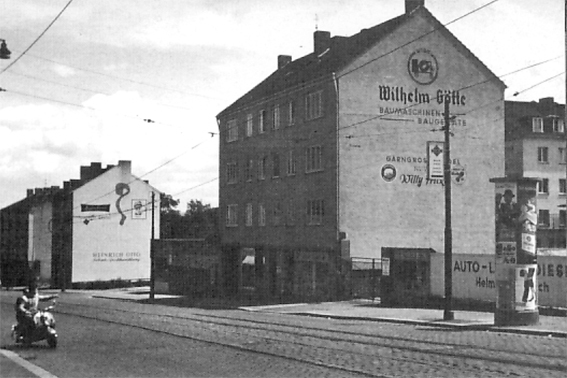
xmin=430 ymin=253 xmax=566 ymax=308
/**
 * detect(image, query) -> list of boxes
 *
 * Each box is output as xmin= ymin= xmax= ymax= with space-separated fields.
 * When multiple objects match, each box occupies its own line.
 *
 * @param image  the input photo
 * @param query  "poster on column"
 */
xmin=516 ymin=183 xmax=537 ymax=264
xmin=514 ymin=265 xmax=537 ymax=311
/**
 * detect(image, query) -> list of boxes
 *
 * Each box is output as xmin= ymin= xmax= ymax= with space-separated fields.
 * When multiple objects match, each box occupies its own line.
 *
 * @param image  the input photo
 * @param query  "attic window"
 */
xmin=532 ymin=117 xmax=543 ymax=133
xmin=552 ymin=118 xmax=565 ymax=133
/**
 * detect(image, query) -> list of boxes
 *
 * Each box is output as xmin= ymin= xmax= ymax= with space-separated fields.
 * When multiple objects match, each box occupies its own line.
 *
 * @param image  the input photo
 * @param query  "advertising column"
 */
xmin=492 ymin=177 xmax=539 ymax=326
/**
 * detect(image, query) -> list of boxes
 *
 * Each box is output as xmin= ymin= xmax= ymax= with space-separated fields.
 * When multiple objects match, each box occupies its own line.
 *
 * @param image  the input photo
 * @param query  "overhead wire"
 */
xmin=75 ymin=0 xmax=562 ymax=218
xmin=4 ymin=70 xmax=202 ymax=112
xmin=0 ymin=86 xmax=216 ymax=131
xmin=9 ymin=53 xmax=224 ymax=102
xmin=0 ymin=0 xmax=76 ymax=75
xmin=69 ymin=133 xmax=217 ymax=213
xmin=8 ymin=0 xmax=561 ymax=220
xmin=337 ymin=0 xmax=501 ymax=79
xmin=512 ymin=72 xmax=565 ymax=97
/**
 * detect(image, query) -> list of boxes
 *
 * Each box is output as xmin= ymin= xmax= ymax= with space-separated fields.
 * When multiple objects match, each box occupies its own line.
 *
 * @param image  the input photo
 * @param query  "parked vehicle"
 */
xmin=12 ymin=302 xmax=57 ymax=348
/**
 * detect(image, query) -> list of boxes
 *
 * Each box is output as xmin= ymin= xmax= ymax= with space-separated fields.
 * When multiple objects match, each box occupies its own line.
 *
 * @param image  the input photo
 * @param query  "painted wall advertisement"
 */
xmin=429 ymin=253 xmax=566 ymax=308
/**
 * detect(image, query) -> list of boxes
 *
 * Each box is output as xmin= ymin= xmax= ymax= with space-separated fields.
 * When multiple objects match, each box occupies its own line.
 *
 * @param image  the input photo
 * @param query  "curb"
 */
xmin=81 ymin=292 xmax=567 ymax=338
xmin=285 ymin=311 xmax=567 ymax=338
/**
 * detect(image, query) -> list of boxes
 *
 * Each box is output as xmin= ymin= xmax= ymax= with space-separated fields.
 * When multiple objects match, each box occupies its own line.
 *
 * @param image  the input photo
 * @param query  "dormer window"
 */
xmin=532 ymin=117 xmax=543 ymax=133
xmin=552 ymin=118 xmax=564 ymax=133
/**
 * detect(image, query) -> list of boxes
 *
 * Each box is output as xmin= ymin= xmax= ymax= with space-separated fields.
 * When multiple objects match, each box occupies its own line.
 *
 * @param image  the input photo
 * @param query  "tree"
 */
xmin=160 ymin=193 xmax=180 ymax=214
xmin=183 ymin=200 xmax=218 ymax=241
xmin=159 ymin=193 xmax=182 ymax=238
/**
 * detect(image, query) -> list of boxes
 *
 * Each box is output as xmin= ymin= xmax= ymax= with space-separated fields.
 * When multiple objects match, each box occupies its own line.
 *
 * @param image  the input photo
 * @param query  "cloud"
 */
xmin=52 ymin=64 xmax=77 ymax=77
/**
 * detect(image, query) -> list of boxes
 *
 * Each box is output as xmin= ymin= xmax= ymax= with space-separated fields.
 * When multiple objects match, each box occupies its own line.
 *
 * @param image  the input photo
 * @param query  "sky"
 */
xmin=0 ymin=0 xmax=564 ymax=212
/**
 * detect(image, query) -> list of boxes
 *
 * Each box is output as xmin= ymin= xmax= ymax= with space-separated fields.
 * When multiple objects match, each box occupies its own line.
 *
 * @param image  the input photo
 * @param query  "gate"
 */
xmin=350 ymin=257 xmax=381 ymax=300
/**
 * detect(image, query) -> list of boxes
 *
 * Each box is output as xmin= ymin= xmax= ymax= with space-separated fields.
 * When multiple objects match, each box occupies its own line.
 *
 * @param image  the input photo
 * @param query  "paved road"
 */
xmin=1 ymin=290 xmax=566 ymax=378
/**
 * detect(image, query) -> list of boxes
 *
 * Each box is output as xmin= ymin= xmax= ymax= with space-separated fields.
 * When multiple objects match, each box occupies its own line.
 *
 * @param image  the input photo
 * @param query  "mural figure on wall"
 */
xmin=115 ymin=183 xmax=131 ymax=225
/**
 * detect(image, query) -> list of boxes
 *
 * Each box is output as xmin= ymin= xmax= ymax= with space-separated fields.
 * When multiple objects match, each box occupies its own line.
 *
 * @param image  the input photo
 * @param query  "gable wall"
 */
xmin=337 ymin=13 xmax=505 ymax=259
xmin=71 ymin=166 xmax=159 ymax=282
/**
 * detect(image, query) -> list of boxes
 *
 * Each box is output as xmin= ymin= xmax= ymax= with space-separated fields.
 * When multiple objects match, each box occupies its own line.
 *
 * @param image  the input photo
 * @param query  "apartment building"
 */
xmin=217 ymin=1 xmax=505 ymax=301
xmin=505 ymin=97 xmax=566 ymax=248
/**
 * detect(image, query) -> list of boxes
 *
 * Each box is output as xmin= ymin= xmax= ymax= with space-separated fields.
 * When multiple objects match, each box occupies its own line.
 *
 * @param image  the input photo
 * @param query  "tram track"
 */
xmin=8 ymin=298 xmax=563 ymax=378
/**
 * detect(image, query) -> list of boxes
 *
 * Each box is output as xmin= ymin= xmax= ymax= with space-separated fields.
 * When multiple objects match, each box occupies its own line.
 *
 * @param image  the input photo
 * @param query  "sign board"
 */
xmin=427 ymin=141 xmax=444 ymax=179
xmin=496 ymin=242 xmax=517 ymax=264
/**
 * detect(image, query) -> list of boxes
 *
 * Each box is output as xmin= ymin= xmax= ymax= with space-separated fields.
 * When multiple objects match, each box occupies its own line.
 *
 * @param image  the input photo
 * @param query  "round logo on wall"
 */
xmin=407 ymin=48 xmax=439 ymax=85
xmin=381 ymin=164 xmax=397 ymax=183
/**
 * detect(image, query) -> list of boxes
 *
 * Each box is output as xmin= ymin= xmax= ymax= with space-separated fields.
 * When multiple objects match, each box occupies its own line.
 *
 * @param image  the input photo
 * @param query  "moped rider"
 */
xmin=15 ymin=284 xmax=58 ymax=341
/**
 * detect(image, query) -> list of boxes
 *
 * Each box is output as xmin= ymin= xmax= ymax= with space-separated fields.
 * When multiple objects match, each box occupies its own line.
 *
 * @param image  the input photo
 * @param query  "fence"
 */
xmin=350 ymin=257 xmax=382 ymax=300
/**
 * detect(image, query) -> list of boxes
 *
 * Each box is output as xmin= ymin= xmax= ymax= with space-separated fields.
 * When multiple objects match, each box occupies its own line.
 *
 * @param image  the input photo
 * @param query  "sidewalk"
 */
xmin=87 ymin=287 xmax=567 ymax=338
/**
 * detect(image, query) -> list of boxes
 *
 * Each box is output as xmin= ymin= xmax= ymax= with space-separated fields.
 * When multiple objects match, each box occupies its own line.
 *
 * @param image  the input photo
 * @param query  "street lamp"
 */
xmin=0 ymin=39 xmax=11 ymax=59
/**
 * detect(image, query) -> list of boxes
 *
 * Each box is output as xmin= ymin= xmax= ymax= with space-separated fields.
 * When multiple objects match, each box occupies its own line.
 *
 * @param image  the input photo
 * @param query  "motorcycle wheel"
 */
xmin=47 ymin=335 xmax=57 ymax=348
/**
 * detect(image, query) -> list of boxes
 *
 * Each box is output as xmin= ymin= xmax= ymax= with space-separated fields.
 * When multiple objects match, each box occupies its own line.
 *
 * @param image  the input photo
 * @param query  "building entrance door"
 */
xmin=381 ymin=248 xmax=434 ymax=306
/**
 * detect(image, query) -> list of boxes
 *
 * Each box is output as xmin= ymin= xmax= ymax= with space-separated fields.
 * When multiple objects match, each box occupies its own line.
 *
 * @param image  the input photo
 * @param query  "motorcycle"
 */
xmin=12 ymin=302 xmax=58 ymax=348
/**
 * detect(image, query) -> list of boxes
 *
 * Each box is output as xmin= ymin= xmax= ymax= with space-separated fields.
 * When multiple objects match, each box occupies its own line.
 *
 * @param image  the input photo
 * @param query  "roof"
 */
xmin=217 ymin=13 xmax=407 ymax=118
xmin=217 ymin=6 xmax=505 ymax=119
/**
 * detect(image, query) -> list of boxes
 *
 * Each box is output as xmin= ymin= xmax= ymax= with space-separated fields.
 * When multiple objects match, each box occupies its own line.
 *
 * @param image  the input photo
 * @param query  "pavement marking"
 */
xmin=1 ymin=349 xmax=59 ymax=378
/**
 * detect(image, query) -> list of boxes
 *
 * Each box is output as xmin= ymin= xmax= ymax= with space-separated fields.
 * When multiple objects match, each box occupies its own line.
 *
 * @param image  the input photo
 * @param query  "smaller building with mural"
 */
xmin=0 ymin=160 xmax=160 ymax=288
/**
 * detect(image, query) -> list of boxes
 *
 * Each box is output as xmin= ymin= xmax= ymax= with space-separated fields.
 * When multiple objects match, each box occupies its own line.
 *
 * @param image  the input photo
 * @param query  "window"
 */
xmin=258 ymin=203 xmax=266 ymax=226
xmin=286 ymin=150 xmax=296 ymax=176
xmin=532 ymin=117 xmax=543 ymax=133
xmin=272 ymin=105 xmax=280 ymax=130
xmin=286 ymin=199 xmax=295 ymax=226
xmin=245 ymin=159 xmax=254 ymax=182
xmin=553 ymin=118 xmax=564 ymax=133
xmin=287 ymin=101 xmax=295 ymax=126
xmin=306 ymin=145 xmax=322 ymax=172
xmin=537 ymin=147 xmax=548 ymax=163
xmin=560 ymin=210 xmax=566 ymax=228
xmin=272 ymin=153 xmax=280 ymax=178
xmin=559 ymin=179 xmax=566 ymax=195
xmin=246 ymin=113 xmax=253 ymax=137
xmin=272 ymin=202 xmax=283 ymax=226
xmin=226 ymin=119 xmax=238 ymax=142
xmin=259 ymin=110 xmax=267 ymax=133
xmin=258 ymin=156 xmax=267 ymax=180
xmin=305 ymin=91 xmax=323 ymax=120
xmin=227 ymin=162 xmax=238 ymax=184
xmin=538 ymin=209 xmax=550 ymax=227
xmin=245 ymin=203 xmax=253 ymax=227
xmin=559 ymin=148 xmax=566 ymax=164
xmin=226 ymin=204 xmax=238 ymax=227
xmin=307 ymin=199 xmax=325 ymax=225
xmin=537 ymin=178 xmax=549 ymax=194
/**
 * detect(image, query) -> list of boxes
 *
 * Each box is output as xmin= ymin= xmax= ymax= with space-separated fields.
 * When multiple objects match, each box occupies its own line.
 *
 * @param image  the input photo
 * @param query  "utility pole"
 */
xmin=150 ymin=191 xmax=155 ymax=300
xmin=443 ymin=97 xmax=454 ymax=321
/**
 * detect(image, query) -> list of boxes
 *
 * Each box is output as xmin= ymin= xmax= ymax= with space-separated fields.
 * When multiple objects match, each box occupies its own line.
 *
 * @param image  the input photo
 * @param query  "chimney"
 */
xmin=80 ymin=165 xmax=89 ymax=181
xmin=118 ymin=160 xmax=132 ymax=179
xmin=278 ymin=55 xmax=292 ymax=69
xmin=539 ymin=97 xmax=555 ymax=116
xmin=314 ymin=30 xmax=331 ymax=55
xmin=405 ymin=0 xmax=424 ymax=14
xmin=27 ymin=189 xmax=33 ymax=197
